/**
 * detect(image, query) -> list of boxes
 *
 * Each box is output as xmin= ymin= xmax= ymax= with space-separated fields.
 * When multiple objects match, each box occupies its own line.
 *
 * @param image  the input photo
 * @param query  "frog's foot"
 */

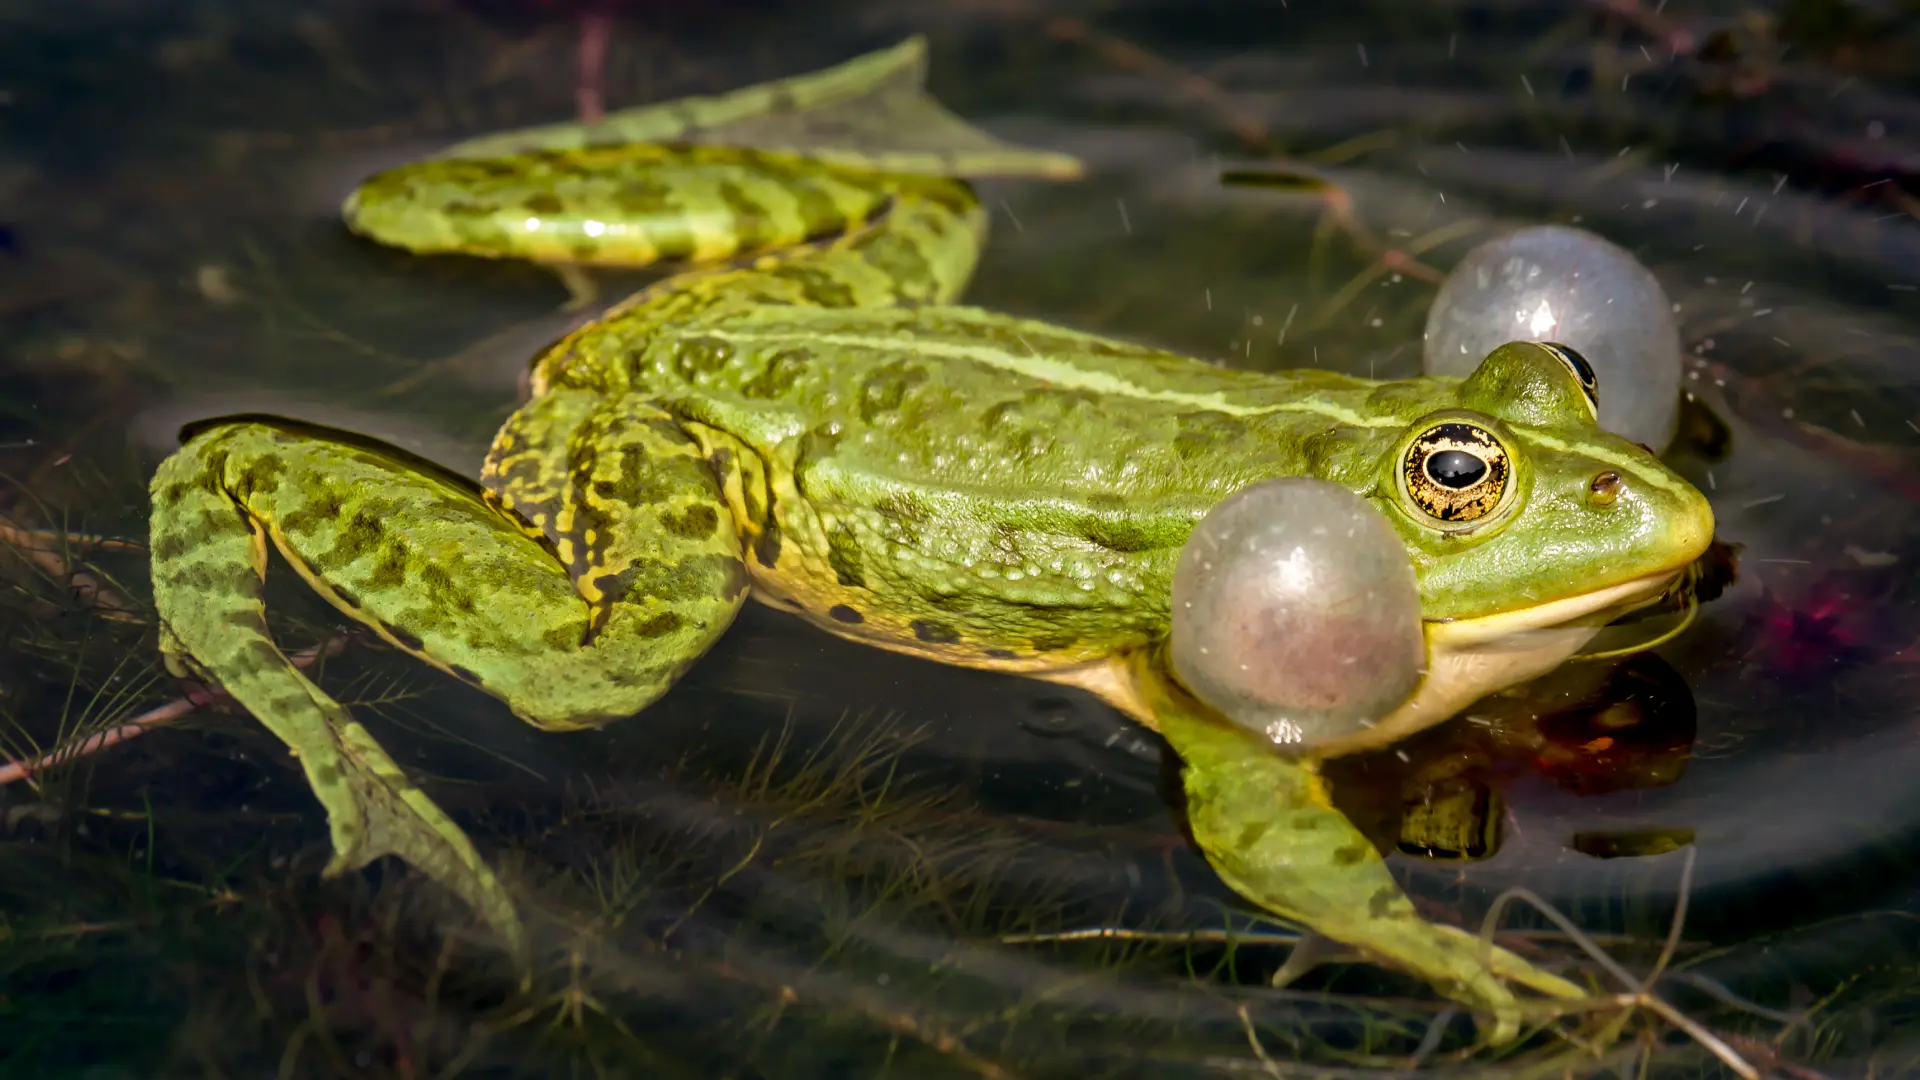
xmin=1265 ymin=906 xmax=1586 ymax=1020
xmin=1331 ymin=913 xmax=1585 ymax=1043
xmin=148 ymin=402 xmax=747 ymax=953
xmin=1162 ymin=707 xmax=1584 ymax=1044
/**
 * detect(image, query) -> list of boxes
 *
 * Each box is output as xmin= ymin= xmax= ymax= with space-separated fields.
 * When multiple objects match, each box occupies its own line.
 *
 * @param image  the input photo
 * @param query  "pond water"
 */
xmin=3 ymin=1 xmax=1919 ymax=1077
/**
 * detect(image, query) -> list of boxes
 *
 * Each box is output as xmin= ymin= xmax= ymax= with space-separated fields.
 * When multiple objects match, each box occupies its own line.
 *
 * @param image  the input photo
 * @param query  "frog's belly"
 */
xmin=744 ymin=566 xmax=1133 ymax=678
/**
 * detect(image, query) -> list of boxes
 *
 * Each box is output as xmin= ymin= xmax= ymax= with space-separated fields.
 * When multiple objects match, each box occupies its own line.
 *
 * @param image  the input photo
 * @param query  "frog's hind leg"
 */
xmin=148 ymin=404 xmax=747 ymax=952
xmin=1159 ymin=707 xmax=1586 ymax=1044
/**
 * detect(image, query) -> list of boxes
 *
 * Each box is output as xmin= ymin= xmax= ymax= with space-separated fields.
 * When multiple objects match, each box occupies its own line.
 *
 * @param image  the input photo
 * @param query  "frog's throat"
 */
xmin=1313 ymin=566 xmax=1680 ymax=758
xmin=1049 ymin=566 xmax=1681 ymax=758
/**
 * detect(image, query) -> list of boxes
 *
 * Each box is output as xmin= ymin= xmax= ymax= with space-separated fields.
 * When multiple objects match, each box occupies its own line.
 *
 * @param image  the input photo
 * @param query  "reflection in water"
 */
xmin=1324 ymin=652 xmax=1699 ymax=863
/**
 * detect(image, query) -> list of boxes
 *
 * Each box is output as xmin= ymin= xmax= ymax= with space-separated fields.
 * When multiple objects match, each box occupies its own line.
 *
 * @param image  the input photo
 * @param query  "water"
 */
xmin=2 ymin=1 xmax=1918 ymax=1077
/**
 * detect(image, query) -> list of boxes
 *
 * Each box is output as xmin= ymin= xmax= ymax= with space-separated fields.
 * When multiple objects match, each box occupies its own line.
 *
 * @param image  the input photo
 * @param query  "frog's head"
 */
xmin=1322 ymin=340 xmax=1715 ymax=756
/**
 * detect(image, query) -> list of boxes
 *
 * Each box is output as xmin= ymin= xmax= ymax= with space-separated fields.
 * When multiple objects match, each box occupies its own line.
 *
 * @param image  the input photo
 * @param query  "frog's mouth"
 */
xmin=1305 ymin=566 xmax=1685 ymax=759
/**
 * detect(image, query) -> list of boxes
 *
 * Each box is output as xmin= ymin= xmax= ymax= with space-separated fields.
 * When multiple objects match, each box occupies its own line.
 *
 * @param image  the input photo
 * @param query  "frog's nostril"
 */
xmin=1588 ymin=471 xmax=1624 ymax=506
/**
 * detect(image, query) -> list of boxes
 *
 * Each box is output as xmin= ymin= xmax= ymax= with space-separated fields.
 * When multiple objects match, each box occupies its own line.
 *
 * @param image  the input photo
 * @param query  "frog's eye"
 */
xmin=1535 ymin=342 xmax=1600 ymax=419
xmin=1400 ymin=421 xmax=1512 ymax=528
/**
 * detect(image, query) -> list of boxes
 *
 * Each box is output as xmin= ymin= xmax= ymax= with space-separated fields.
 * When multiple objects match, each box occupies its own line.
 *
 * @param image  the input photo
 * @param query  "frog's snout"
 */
xmin=1590 ymin=463 xmax=1716 ymax=575
xmin=1668 ymin=484 xmax=1717 ymax=568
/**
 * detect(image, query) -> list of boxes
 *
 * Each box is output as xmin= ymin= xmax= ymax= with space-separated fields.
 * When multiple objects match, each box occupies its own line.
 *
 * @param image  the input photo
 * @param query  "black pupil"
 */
xmin=1427 ymin=450 xmax=1487 ymax=489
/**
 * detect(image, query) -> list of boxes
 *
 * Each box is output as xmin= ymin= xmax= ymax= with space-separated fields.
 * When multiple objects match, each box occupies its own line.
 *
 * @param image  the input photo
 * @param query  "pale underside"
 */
xmin=752 ymin=554 xmax=1680 ymax=759
xmin=1045 ymin=569 xmax=1681 ymax=759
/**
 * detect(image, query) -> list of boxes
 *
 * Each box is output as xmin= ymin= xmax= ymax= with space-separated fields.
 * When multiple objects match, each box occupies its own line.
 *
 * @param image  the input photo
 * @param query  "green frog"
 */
xmin=146 ymin=38 xmax=1714 ymax=1041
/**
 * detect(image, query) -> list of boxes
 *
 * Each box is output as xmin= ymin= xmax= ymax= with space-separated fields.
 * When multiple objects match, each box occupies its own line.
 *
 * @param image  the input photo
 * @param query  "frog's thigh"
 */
xmin=247 ymin=409 xmax=744 ymax=727
xmin=149 ymin=414 xmax=746 ymax=951
xmin=478 ymin=389 xmax=753 ymax=720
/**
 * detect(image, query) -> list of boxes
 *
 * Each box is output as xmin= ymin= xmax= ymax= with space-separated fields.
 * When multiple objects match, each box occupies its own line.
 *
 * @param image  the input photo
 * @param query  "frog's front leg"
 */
xmin=1154 ymin=700 xmax=1587 ymax=1044
xmin=148 ymin=397 xmax=749 ymax=953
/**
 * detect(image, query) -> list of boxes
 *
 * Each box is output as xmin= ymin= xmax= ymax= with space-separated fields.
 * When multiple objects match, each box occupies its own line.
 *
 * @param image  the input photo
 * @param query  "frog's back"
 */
xmin=618 ymin=304 xmax=1411 ymax=670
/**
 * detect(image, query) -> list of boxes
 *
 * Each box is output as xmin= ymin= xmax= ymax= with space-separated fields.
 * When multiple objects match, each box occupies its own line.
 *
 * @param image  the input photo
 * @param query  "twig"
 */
xmin=0 ymin=521 xmax=145 ymax=617
xmin=1480 ymin=862 xmax=1762 ymax=1080
xmin=1644 ymin=847 xmax=1695 ymax=992
xmin=0 ymin=638 xmax=346 ymax=787
xmin=1235 ymin=1003 xmax=1285 ymax=1078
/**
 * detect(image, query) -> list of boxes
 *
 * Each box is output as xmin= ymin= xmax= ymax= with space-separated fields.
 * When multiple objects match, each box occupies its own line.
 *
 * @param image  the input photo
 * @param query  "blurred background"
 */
xmin=2 ymin=1 xmax=1918 ymax=1076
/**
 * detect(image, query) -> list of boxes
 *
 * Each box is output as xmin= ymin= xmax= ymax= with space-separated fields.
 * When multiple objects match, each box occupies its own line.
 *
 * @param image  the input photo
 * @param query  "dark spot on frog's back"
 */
xmin=613 ymin=179 xmax=674 ymax=218
xmin=1025 ymin=386 xmax=1102 ymax=415
xmin=672 ymin=336 xmax=736 ymax=382
xmin=418 ymin=562 xmax=473 ymax=611
xmin=978 ymin=400 xmax=1022 ymax=431
xmin=365 ymin=544 xmax=410 ymax=590
xmin=858 ymin=361 xmax=928 ymax=424
xmin=635 ymin=610 xmax=684 ymax=638
xmin=157 ymin=478 xmax=199 ymax=506
xmin=714 ymin=179 xmax=773 ymax=233
xmin=321 ymin=509 xmax=386 ymax=567
xmin=1173 ymin=412 xmax=1251 ymax=459
xmin=798 ymin=424 xmax=843 ymax=466
xmin=855 ymin=233 xmax=934 ymax=298
xmin=739 ymin=348 xmax=811 ymax=399
xmin=828 ymin=604 xmax=863 ymax=624
xmin=280 ymin=488 xmax=347 ymax=537
xmin=1367 ymin=887 xmax=1403 ymax=918
xmin=1079 ymin=513 xmax=1164 ymax=554
xmin=663 ymin=504 xmax=720 ymax=539
xmin=773 ymin=264 xmax=857 ymax=308
xmin=237 ymin=454 xmax=287 ymax=495
xmin=910 ymin=619 xmax=960 ymax=644
xmin=150 ymin=533 xmax=189 ymax=563
xmin=522 ymin=192 xmax=563 ymax=216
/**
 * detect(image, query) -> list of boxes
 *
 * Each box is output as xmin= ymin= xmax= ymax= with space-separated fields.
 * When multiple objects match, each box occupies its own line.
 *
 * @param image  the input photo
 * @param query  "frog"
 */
xmin=145 ymin=38 xmax=1715 ymax=1043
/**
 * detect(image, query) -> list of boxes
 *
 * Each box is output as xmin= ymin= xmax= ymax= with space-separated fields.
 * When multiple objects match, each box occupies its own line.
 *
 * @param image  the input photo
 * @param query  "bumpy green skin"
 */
xmin=147 ymin=42 xmax=1713 ymax=1040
